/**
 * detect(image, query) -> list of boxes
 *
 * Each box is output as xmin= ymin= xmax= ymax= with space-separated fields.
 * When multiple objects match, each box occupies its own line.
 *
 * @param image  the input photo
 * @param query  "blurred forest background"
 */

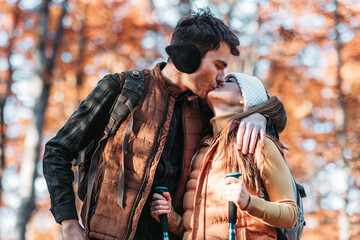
xmin=0 ymin=0 xmax=360 ymax=239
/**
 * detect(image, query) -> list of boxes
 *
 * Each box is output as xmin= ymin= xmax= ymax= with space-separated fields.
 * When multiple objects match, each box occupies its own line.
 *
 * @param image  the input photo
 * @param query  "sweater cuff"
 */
xmin=51 ymin=203 xmax=79 ymax=224
xmin=243 ymin=195 xmax=265 ymax=218
xmin=168 ymin=209 xmax=185 ymax=237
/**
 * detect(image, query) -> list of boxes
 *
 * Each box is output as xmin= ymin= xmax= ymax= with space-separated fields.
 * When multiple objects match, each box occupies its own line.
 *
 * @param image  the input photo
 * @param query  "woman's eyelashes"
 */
xmin=225 ymin=77 xmax=236 ymax=83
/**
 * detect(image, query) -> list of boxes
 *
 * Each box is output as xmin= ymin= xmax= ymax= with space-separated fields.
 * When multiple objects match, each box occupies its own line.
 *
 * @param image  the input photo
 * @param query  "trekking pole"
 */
xmin=226 ymin=172 xmax=242 ymax=240
xmin=154 ymin=186 xmax=170 ymax=240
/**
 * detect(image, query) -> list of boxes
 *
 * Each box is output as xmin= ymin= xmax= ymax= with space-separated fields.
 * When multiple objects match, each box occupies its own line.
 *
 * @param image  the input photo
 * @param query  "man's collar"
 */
xmin=153 ymin=62 xmax=183 ymax=98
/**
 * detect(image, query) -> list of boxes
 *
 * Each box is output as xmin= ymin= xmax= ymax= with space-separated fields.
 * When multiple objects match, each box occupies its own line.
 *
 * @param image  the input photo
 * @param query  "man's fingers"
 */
xmin=248 ymin=127 xmax=259 ymax=154
xmin=152 ymin=193 xmax=166 ymax=201
xmin=152 ymin=204 xmax=170 ymax=211
xmin=151 ymin=209 xmax=170 ymax=215
xmin=152 ymin=199 xmax=168 ymax=206
xmin=162 ymin=192 xmax=171 ymax=201
xmin=260 ymin=128 xmax=266 ymax=147
xmin=241 ymin=123 xmax=253 ymax=154
xmin=236 ymin=122 xmax=245 ymax=150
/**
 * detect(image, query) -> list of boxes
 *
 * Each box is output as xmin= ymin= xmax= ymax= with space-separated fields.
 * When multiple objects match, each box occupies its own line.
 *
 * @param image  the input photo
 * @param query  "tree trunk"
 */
xmin=266 ymin=0 xmax=289 ymax=91
xmin=0 ymin=0 xmax=20 ymax=206
xmin=334 ymin=1 xmax=350 ymax=239
xmin=241 ymin=3 xmax=260 ymax=75
xmin=76 ymin=3 xmax=89 ymax=99
xmin=14 ymin=0 xmax=67 ymax=239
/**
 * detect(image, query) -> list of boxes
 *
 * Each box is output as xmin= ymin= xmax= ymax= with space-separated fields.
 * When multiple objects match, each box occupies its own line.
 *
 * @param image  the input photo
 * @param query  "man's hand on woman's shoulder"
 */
xmin=236 ymin=113 xmax=266 ymax=154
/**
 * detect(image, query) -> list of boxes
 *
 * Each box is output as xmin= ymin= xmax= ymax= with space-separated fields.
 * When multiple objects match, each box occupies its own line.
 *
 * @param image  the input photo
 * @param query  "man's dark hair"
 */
xmin=170 ymin=8 xmax=240 ymax=57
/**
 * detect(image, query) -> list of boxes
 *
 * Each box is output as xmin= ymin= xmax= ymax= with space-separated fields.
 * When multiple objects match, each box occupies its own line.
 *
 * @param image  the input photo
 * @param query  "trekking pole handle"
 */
xmin=226 ymin=172 xmax=242 ymax=240
xmin=154 ymin=186 xmax=170 ymax=240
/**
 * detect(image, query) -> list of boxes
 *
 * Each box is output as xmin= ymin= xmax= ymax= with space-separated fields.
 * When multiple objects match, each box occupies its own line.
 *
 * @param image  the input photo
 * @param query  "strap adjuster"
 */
xmin=132 ymin=70 xmax=140 ymax=78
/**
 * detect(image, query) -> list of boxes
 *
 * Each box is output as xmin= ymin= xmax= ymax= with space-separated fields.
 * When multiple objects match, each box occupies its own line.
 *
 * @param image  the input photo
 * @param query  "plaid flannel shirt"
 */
xmin=43 ymin=74 xmax=121 ymax=223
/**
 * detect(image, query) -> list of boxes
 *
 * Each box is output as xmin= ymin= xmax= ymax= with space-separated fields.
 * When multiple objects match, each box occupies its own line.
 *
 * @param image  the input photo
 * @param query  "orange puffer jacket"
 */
xmin=81 ymin=63 xmax=204 ymax=240
xmin=183 ymin=137 xmax=277 ymax=240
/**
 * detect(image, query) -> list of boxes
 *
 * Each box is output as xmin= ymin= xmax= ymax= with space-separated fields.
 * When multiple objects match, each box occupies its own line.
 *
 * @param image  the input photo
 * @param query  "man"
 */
xmin=43 ymin=9 xmax=286 ymax=240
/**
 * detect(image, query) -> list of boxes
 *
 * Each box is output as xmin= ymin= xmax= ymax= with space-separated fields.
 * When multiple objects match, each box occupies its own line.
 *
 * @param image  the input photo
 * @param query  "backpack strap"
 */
xmin=276 ymin=176 xmax=298 ymax=240
xmin=84 ymin=71 xmax=145 ymax=230
xmin=277 ymin=174 xmax=306 ymax=240
xmin=114 ymin=70 xmax=144 ymax=208
xmin=105 ymin=70 xmax=145 ymax=137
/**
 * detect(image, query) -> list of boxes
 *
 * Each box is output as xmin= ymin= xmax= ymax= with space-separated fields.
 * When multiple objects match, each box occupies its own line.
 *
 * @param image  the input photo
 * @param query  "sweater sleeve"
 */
xmin=243 ymin=138 xmax=298 ymax=228
xmin=168 ymin=209 xmax=185 ymax=237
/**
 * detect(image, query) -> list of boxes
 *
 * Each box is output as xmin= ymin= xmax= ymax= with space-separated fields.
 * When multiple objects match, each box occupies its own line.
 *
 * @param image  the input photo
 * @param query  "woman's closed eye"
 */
xmin=225 ymin=77 xmax=236 ymax=83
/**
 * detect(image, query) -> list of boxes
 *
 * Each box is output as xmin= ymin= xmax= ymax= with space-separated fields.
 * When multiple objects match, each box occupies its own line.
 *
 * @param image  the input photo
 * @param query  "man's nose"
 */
xmin=216 ymin=74 xmax=225 ymax=84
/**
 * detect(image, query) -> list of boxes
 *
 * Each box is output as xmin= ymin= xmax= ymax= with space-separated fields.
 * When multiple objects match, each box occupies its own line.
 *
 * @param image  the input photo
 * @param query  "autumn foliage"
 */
xmin=0 ymin=0 xmax=359 ymax=239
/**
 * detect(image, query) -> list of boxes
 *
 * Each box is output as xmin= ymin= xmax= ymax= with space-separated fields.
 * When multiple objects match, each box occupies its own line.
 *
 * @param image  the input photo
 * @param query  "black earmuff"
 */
xmin=165 ymin=43 xmax=201 ymax=74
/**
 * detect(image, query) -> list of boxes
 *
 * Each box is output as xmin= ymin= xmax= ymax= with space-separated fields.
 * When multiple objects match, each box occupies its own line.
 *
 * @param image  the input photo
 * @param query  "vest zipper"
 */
xmin=125 ymin=94 xmax=170 ymax=240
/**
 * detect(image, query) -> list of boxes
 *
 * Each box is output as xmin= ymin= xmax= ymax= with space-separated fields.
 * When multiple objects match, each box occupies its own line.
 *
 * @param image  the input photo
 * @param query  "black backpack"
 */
xmin=73 ymin=70 xmax=145 ymax=220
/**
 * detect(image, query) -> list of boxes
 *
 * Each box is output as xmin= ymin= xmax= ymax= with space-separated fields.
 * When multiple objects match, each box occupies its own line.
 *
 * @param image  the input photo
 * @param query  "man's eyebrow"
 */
xmin=217 ymin=60 xmax=228 ymax=68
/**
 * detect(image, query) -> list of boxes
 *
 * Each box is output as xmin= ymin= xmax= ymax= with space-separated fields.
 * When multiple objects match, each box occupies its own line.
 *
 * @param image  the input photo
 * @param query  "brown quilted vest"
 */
xmin=183 ymin=137 xmax=277 ymax=240
xmin=81 ymin=63 xmax=204 ymax=240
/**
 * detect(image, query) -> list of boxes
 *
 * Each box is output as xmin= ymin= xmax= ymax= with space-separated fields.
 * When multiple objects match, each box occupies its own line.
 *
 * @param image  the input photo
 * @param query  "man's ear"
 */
xmin=165 ymin=43 xmax=201 ymax=74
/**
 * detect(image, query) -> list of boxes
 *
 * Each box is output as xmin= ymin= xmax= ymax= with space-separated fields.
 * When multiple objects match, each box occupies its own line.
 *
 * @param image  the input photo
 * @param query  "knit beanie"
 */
xmin=225 ymin=72 xmax=268 ymax=111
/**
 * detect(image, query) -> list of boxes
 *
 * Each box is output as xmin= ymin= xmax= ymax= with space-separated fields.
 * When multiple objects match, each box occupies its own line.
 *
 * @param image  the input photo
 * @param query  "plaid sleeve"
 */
xmin=265 ymin=94 xmax=287 ymax=134
xmin=43 ymin=74 xmax=122 ymax=223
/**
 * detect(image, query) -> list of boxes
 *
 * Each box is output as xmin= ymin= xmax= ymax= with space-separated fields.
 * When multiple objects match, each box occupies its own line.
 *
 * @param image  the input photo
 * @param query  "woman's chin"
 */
xmin=206 ymin=88 xmax=224 ymax=102
xmin=207 ymin=87 xmax=220 ymax=96
xmin=205 ymin=90 xmax=216 ymax=102
xmin=206 ymin=91 xmax=220 ymax=111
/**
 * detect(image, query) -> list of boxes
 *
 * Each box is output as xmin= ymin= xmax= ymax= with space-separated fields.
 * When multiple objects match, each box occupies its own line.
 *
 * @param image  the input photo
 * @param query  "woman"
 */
xmin=150 ymin=73 xmax=298 ymax=239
